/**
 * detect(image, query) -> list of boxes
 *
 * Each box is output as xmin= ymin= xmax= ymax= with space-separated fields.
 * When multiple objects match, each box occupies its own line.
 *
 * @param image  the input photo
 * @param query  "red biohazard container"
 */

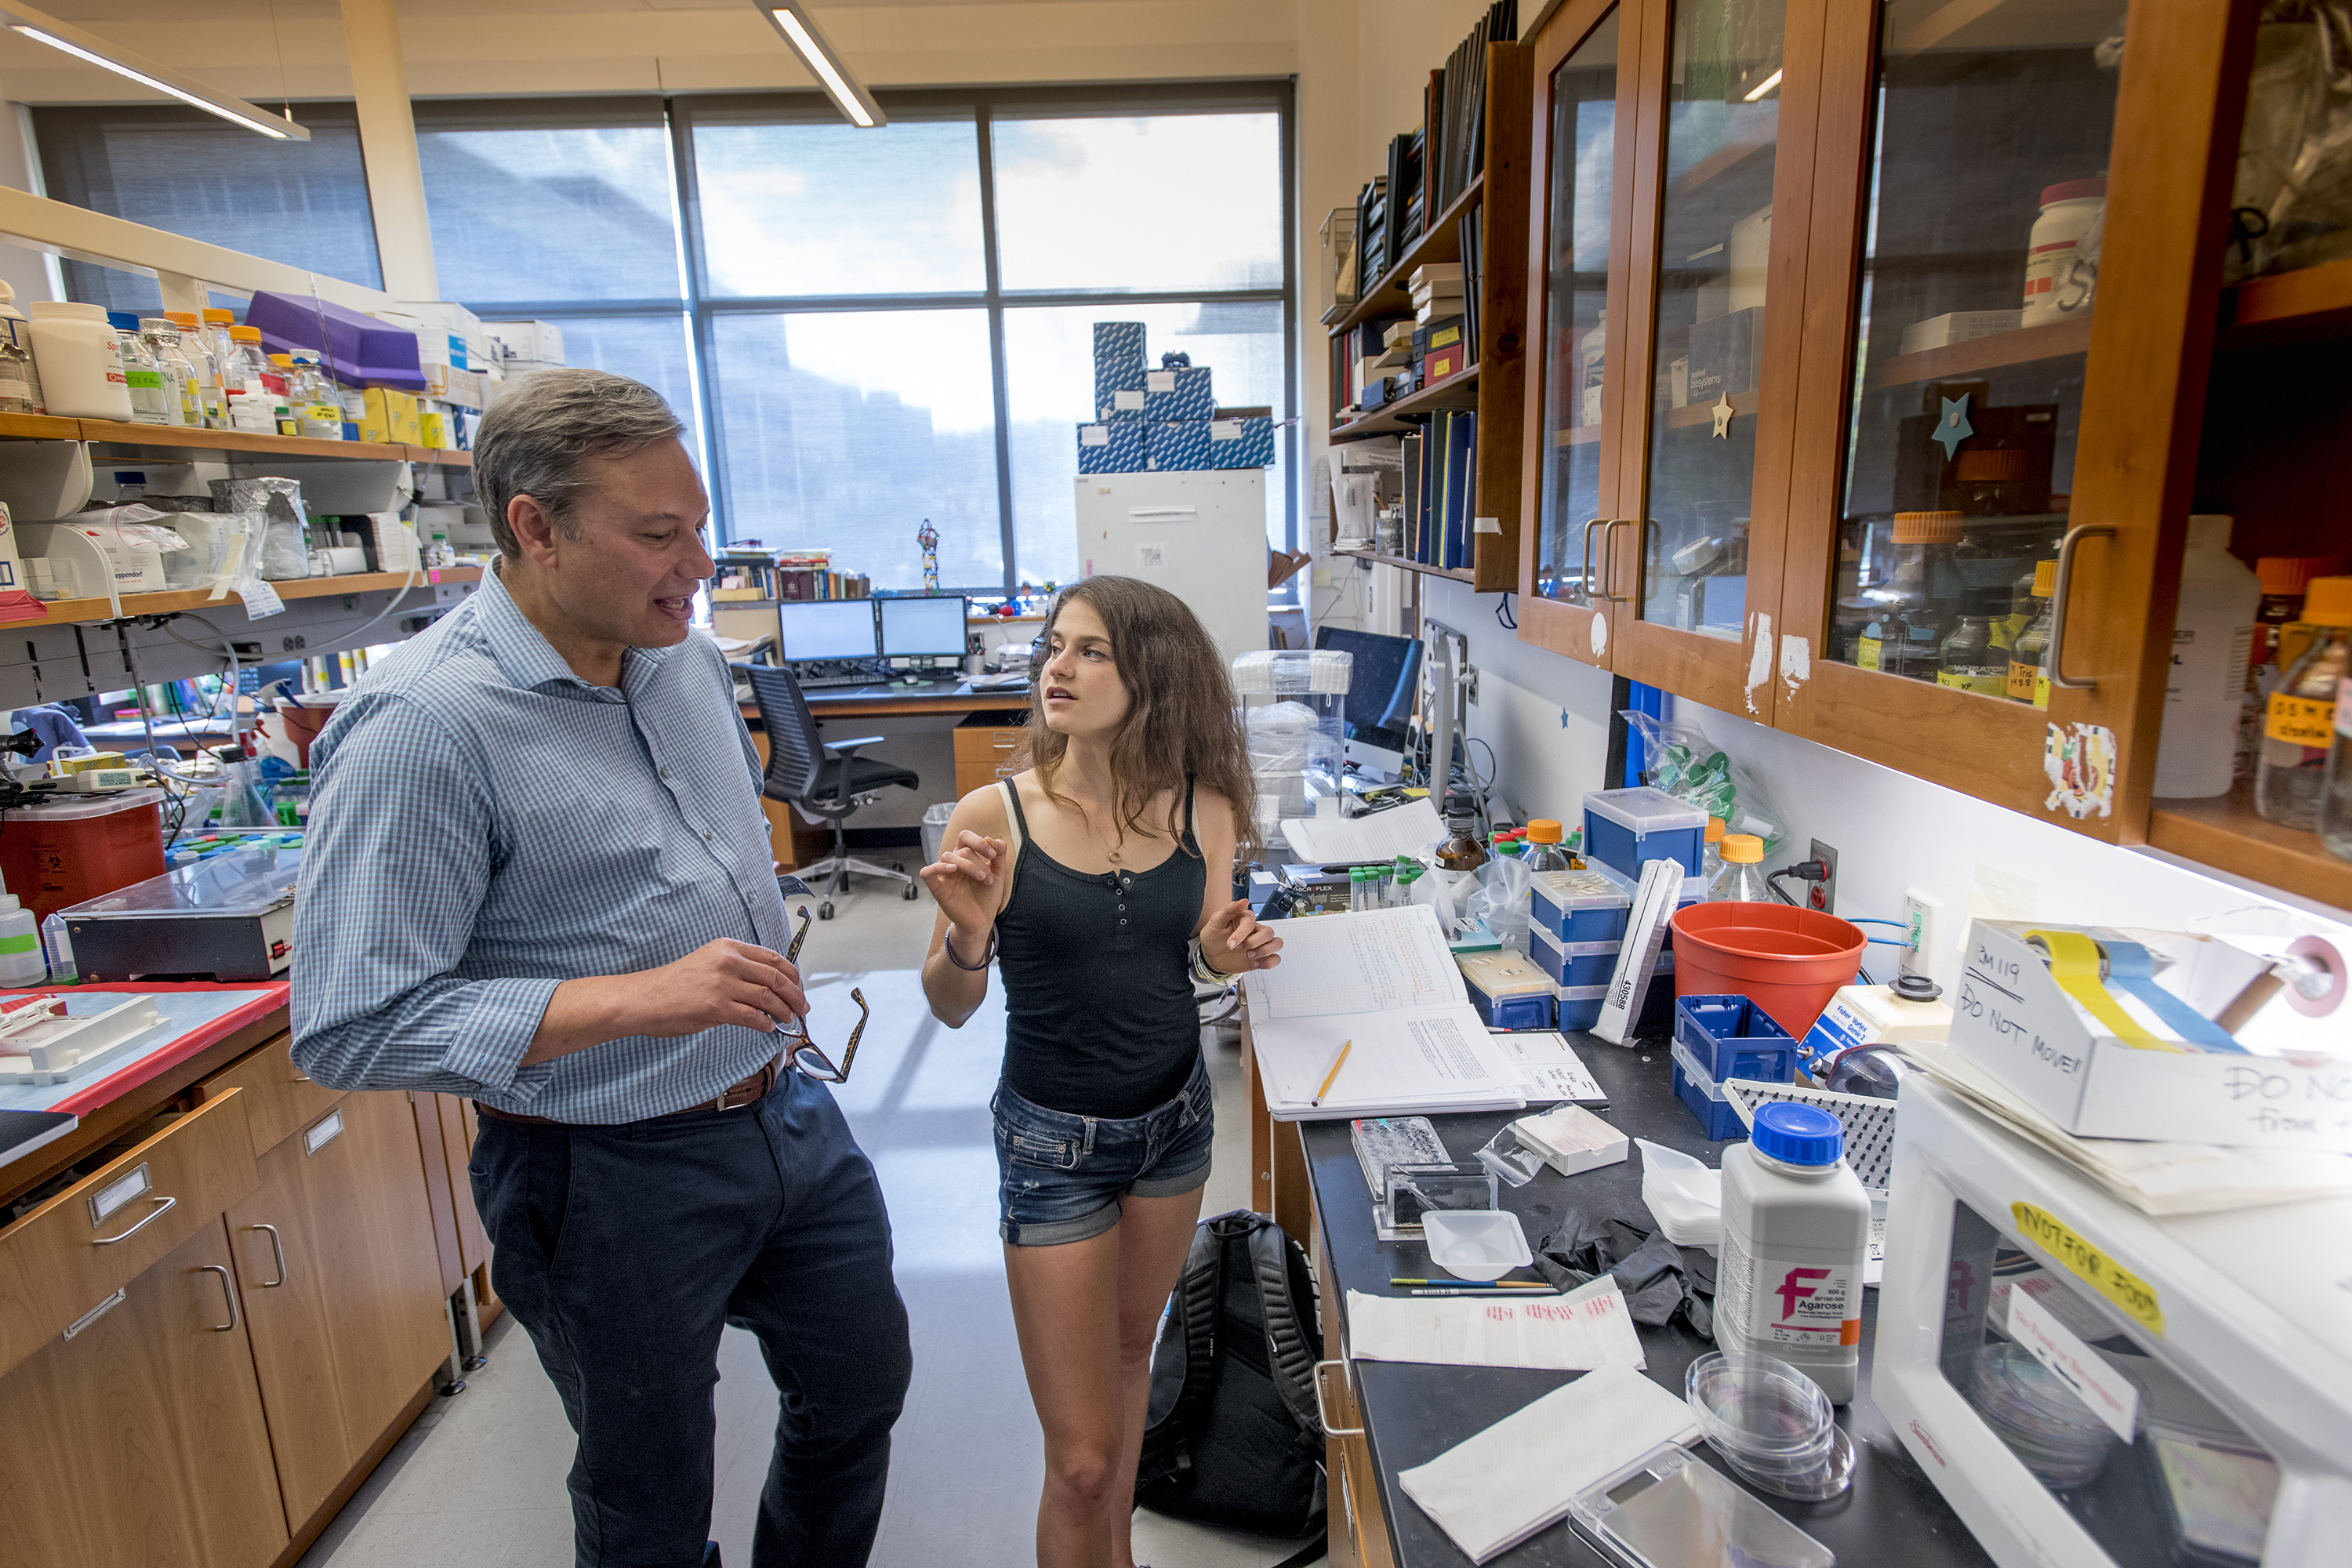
xmin=0 ymin=787 xmax=169 ymax=922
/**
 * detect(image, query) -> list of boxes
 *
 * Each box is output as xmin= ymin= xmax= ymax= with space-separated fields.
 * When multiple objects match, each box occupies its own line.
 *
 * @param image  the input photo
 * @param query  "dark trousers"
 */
xmin=470 ymin=1070 xmax=912 ymax=1568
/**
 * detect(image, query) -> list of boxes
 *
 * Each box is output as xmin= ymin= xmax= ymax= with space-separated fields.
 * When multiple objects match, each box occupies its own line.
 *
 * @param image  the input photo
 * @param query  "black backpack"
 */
xmin=1134 ymin=1210 xmax=1328 ymax=1551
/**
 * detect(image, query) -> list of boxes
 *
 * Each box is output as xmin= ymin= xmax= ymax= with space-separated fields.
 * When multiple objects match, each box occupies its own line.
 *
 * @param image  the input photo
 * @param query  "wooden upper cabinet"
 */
xmin=1520 ymin=0 xmax=1635 ymax=668
xmin=1772 ymin=0 xmax=2255 ymax=840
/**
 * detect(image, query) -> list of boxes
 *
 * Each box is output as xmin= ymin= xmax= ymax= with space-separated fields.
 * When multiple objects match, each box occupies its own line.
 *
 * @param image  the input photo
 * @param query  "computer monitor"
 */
xmin=778 ymin=599 xmax=879 ymax=662
xmin=1315 ymin=626 xmax=1421 ymax=747
xmin=878 ymin=595 xmax=970 ymax=660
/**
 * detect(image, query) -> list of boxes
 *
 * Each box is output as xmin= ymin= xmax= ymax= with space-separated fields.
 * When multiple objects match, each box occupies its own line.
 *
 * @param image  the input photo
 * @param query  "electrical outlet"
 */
xmin=1465 ymin=663 xmax=1479 ymax=706
xmin=1901 ymin=887 xmax=1943 ymax=978
xmin=1807 ymin=838 xmax=1838 ymax=913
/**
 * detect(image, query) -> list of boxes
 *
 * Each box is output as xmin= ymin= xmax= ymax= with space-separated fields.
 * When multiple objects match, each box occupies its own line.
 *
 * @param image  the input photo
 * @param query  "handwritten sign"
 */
xmin=2011 ymin=1201 xmax=2165 ymax=1337
xmin=1346 ymin=1276 xmax=1646 ymax=1370
xmin=2007 ymin=1289 xmax=2140 ymax=1442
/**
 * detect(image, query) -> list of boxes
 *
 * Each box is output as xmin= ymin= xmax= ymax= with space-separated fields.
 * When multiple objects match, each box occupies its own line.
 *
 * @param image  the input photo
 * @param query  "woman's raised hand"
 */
xmin=920 ymin=829 xmax=1006 ymax=936
xmin=1200 ymin=898 xmax=1283 ymax=973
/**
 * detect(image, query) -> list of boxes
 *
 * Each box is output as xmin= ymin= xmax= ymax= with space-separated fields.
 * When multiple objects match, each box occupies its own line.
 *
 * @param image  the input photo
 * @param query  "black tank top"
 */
xmin=996 ymin=776 xmax=1207 ymax=1119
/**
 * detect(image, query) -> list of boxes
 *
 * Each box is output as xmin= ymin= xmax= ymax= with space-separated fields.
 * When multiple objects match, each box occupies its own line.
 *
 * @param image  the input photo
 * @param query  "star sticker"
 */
xmin=1561 ymin=708 xmax=1572 ymax=728
xmin=1933 ymin=394 xmax=1973 ymax=461
xmin=1711 ymin=394 xmax=1736 ymax=438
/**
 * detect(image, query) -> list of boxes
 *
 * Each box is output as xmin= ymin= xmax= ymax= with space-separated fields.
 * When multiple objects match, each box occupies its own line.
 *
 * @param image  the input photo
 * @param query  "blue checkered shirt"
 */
xmin=290 ymin=564 xmax=790 ymax=1123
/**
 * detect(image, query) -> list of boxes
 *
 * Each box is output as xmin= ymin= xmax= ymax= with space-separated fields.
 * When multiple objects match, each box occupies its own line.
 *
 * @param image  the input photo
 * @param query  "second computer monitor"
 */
xmin=778 ymin=598 xmax=880 ymax=662
xmin=879 ymin=595 xmax=969 ymax=660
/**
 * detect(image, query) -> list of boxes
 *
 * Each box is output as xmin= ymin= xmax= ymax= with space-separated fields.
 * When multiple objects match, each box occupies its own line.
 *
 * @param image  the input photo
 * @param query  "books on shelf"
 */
xmin=711 ymin=550 xmax=870 ymax=604
xmin=1408 ymin=406 xmax=1479 ymax=569
xmin=1430 ymin=2 xmax=1521 ymax=215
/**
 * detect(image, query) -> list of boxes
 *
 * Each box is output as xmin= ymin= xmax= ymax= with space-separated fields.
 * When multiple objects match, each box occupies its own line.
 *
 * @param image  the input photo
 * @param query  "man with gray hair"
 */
xmin=292 ymin=368 xmax=911 ymax=1567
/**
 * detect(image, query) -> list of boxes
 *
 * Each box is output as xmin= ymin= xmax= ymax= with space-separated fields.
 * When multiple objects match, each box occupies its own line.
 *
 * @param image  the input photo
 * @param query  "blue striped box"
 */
xmin=1145 ymin=419 xmax=1214 ymax=471
xmin=1206 ymin=415 xmax=1276 ymax=468
xmin=1142 ymin=365 xmax=1214 ymax=420
xmin=1076 ymin=421 xmax=1146 ymax=474
xmin=1093 ymin=321 xmax=1148 ymax=421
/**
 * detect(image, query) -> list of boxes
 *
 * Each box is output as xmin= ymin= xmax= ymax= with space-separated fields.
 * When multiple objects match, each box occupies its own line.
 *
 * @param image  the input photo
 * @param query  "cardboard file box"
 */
xmin=1093 ymin=321 xmax=1147 ymax=419
xmin=1076 ymin=422 xmax=1147 ymax=474
xmin=1206 ymin=416 xmax=1276 ymax=469
xmin=1145 ymin=420 xmax=1213 ymax=472
xmin=1142 ymin=365 xmax=1214 ymax=421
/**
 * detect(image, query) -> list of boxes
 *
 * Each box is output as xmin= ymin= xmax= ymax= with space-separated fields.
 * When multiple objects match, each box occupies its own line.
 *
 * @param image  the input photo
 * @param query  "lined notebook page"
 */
xmin=1243 ymin=906 xmax=1467 ymax=1021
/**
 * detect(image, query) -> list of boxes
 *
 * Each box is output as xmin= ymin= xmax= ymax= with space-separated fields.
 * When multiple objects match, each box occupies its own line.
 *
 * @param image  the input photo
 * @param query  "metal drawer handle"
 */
xmin=2045 ymin=523 xmax=2114 ymax=691
xmin=249 ymin=1223 xmax=289 ymax=1287
xmin=200 ymin=1263 xmax=239 ymax=1332
xmin=1581 ymin=517 xmax=1606 ymax=603
xmin=90 ymin=1193 xmax=176 ymax=1246
xmin=1314 ymin=1357 xmax=1365 ymax=1437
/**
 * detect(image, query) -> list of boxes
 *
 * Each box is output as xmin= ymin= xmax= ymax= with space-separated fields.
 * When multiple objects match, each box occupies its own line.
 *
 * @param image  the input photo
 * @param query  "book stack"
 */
xmin=777 ymin=552 xmax=870 ymax=601
xmin=1425 ymin=2 xmax=1520 ymax=217
xmin=1401 ymin=408 xmax=1479 ymax=570
xmin=1410 ymin=263 xmax=1465 ymax=323
xmin=1356 ymin=177 xmax=1390 ymax=301
xmin=1387 ymin=131 xmax=1426 ymax=277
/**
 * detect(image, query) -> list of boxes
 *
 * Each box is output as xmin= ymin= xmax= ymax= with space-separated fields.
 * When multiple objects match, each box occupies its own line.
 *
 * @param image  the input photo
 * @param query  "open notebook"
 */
xmin=1243 ymin=906 xmax=1529 ymax=1121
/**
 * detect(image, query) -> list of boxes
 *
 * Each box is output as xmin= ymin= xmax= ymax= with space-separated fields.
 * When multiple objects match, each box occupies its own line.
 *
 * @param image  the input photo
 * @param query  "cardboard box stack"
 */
xmin=1076 ymin=321 xmax=1276 ymax=474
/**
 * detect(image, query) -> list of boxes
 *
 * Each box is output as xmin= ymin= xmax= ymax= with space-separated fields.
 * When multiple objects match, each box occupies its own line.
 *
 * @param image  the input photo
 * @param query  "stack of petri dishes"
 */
xmin=1970 ymin=1341 xmax=2131 ymax=1488
xmin=1685 ymin=1351 xmax=1857 ymax=1500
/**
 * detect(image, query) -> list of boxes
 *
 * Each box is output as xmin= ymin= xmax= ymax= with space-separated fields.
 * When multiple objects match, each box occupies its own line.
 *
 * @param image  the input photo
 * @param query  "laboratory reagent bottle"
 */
xmin=0 ymin=280 xmax=44 ymax=413
xmin=112 ymin=311 xmax=174 ymax=425
xmin=140 ymin=318 xmax=201 ymax=427
xmin=1714 ymin=1101 xmax=1872 ymax=1405
xmin=2008 ymin=560 xmax=2056 ymax=706
xmin=1708 ymin=833 xmax=1770 ymax=902
xmin=1520 ymin=818 xmax=1577 ymax=873
xmin=2256 ymin=576 xmax=2352 ymax=829
xmin=1435 ymin=795 xmax=1490 ymax=873
xmin=2321 ymin=678 xmax=2352 ymax=862
xmin=2243 ymin=555 xmax=2349 ymax=781
xmin=0 ymin=883 xmax=42 ymax=985
xmin=1935 ymin=585 xmax=2009 ymax=696
xmin=2154 ymin=514 xmax=2261 ymax=799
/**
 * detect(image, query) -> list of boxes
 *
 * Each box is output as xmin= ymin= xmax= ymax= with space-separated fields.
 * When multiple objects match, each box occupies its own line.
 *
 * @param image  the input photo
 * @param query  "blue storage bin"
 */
xmin=1459 ymin=949 xmax=1556 ymax=1032
xmin=1528 ymin=924 xmax=1619 ymax=988
xmin=1555 ymin=983 xmax=1610 ymax=1033
xmin=1582 ymin=787 xmax=1708 ymax=880
xmin=1671 ymin=994 xmax=1798 ymax=1141
xmin=1529 ymin=867 xmax=1632 ymax=944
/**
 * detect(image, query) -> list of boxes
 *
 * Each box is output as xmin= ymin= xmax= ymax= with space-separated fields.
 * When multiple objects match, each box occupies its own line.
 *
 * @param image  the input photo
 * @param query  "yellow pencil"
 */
xmin=1311 ymin=1039 xmax=1353 ymax=1107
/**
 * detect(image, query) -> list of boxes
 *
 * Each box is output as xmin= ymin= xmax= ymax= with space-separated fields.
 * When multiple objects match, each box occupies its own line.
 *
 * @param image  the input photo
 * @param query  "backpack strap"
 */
xmin=1247 ymin=1220 xmax=1327 ymax=1441
xmin=1149 ymin=1213 xmax=1230 ymax=1480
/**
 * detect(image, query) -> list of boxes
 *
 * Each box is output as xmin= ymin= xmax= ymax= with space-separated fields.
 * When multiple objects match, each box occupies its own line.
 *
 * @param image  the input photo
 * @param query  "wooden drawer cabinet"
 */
xmin=200 ymin=1030 xmax=345 ymax=1161
xmin=1314 ymin=1224 xmax=1396 ymax=1568
xmin=225 ymin=1090 xmax=451 ymax=1530
xmin=0 ymin=1087 xmax=257 ymax=1382
xmin=0 ymin=1217 xmax=289 ymax=1568
xmin=953 ymin=717 xmax=1026 ymax=800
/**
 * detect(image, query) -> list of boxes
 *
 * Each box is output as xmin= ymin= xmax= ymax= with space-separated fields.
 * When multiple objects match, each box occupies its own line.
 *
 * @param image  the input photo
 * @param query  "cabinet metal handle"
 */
xmin=249 ymin=1223 xmax=289 ymax=1287
xmin=90 ymin=1193 xmax=176 ymax=1246
xmin=199 ymin=1263 xmax=239 ymax=1332
xmin=1581 ymin=517 xmax=1607 ymax=603
xmin=1314 ymin=1357 xmax=1365 ymax=1437
xmin=1601 ymin=518 xmax=1638 ymax=602
xmin=2046 ymin=523 xmax=2115 ymax=692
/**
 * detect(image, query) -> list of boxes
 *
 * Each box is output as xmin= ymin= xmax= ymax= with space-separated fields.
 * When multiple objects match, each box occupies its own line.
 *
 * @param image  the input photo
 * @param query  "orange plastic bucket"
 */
xmin=1669 ymin=902 xmax=1867 ymax=1038
xmin=276 ymin=703 xmax=333 ymax=767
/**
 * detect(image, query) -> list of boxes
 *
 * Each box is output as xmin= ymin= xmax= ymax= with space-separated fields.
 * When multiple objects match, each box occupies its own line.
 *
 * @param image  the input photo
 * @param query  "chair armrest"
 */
xmin=821 ymin=735 xmax=887 ymax=753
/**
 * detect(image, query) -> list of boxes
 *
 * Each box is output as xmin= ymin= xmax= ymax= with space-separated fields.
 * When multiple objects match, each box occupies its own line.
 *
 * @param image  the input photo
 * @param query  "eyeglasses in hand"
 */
xmin=774 ymin=905 xmax=869 ymax=1083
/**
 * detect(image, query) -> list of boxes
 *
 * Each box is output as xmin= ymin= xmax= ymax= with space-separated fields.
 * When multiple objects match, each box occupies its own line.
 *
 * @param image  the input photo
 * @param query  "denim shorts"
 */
xmin=992 ymin=1055 xmax=1214 ymax=1247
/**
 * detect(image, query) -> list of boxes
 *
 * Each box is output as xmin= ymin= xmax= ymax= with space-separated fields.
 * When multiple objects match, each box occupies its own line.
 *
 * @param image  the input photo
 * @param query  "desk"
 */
xmin=1279 ymin=1031 xmax=1994 ymax=1568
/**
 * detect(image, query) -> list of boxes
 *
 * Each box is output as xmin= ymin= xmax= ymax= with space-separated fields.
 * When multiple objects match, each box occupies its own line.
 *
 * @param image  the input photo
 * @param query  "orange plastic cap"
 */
xmin=1891 ymin=511 xmax=1965 ymax=544
xmin=165 ymin=311 xmax=198 ymax=329
xmin=230 ymin=325 xmax=261 ymax=342
xmin=1525 ymin=818 xmax=1563 ymax=844
xmin=2256 ymin=556 xmax=2352 ymax=596
xmin=2302 ymin=576 xmax=2352 ymax=627
xmin=1721 ymin=833 xmax=1763 ymax=864
xmin=1706 ymin=815 xmax=1726 ymax=844
xmin=2031 ymin=559 xmax=2057 ymax=597
xmin=201 ymin=308 xmax=234 ymax=325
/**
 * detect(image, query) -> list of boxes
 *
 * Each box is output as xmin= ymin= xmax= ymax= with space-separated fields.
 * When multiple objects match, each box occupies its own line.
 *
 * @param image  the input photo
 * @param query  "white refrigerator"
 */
xmin=1073 ymin=470 xmax=1270 ymax=669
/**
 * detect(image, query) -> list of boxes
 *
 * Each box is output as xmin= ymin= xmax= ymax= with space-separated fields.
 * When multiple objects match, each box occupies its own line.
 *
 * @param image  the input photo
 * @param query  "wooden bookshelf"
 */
xmin=1329 ymin=365 xmax=1482 ymax=442
xmin=22 ymin=565 xmax=481 ymax=628
xmin=1330 ymin=549 xmax=1476 ymax=584
xmin=1330 ymin=174 xmax=1485 ymax=340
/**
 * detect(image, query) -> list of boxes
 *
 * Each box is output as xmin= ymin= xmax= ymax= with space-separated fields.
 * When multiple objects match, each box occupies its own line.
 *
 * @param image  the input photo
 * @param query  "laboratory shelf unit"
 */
xmin=28 ymin=566 xmax=482 ymax=630
xmin=0 ymin=412 xmax=470 ymax=467
xmin=2148 ymin=782 xmax=2352 ymax=913
xmin=1329 ymin=548 xmax=1478 ymax=585
xmin=2220 ymin=253 xmax=2352 ymax=343
xmin=1330 ymin=174 xmax=1485 ymax=341
xmin=1328 ymin=363 xmax=1482 ymax=443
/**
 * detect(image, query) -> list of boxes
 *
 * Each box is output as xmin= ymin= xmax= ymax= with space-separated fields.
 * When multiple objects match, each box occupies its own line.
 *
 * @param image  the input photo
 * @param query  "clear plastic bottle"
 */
xmin=2008 ymin=560 xmax=2056 ymax=705
xmin=1715 ymin=1101 xmax=1872 ymax=1405
xmin=1521 ymin=818 xmax=1577 ymax=873
xmin=0 ymin=280 xmax=43 ymax=413
xmin=38 ymin=909 xmax=75 ymax=984
xmin=0 ymin=887 xmax=42 ymax=985
xmin=223 ymin=326 xmax=277 ymax=430
xmin=165 ymin=310 xmax=224 ymax=426
xmin=1699 ymin=815 xmax=1727 ymax=880
xmin=1708 ymin=832 xmax=1770 ymax=902
xmin=2154 ymin=515 xmax=2262 ymax=799
xmin=2256 ymin=577 xmax=2352 ymax=829
xmin=140 ymin=318 xmax=202 ymax=427
xmin=2321 ymin=679 xmax=2352 ymax=862
xmin=284 ymin=355 xmax=343 ymax=439
xmin=113 ymin=310 xmax=174 ymax=425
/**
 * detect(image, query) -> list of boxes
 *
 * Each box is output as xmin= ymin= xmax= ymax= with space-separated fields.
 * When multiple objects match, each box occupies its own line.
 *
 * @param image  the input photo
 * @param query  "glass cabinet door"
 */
xmin=1825 ymin=0 xmax=2129 ymax=699
xmin=1528 ymin=9 xmax=1624 ymax=634
xmin=1633 ymin=0 xmax=1789 ymax=648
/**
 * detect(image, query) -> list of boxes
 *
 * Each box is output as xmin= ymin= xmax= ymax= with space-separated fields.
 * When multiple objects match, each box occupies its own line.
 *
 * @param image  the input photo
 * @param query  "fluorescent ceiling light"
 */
xmin=2 ymin=4 xmax=307 ymax=140
xmin=760 ymin=2 xmax=886 ymax=128
xmin=1742 ymin=67 xmax=1784 ymax=103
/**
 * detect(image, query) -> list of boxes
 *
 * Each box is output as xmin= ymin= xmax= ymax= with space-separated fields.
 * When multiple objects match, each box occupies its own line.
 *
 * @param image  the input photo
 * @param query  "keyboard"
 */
xmin=796 ymin=673 xmax=883 ymax=689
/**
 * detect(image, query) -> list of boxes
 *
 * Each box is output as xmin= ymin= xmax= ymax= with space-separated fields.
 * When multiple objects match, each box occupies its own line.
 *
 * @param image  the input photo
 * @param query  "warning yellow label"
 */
xmin=2007 ymin=662 xmax=2037 ymax=702
xmin=2011 ymin=1201 xmax=2164 ymax=1336
xmin=2267 ymin=694 xmax=2335 ymax=746
xmin=1857 ymin=637 xmax=1882 ymax=672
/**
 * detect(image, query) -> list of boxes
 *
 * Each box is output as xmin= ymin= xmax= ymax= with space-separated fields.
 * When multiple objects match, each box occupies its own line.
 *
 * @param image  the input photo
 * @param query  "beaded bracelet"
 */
xmin=1191 ymin=942 xmax=1237 ymax=986
xmin=943 ymin=924 xmax=996 ymax=971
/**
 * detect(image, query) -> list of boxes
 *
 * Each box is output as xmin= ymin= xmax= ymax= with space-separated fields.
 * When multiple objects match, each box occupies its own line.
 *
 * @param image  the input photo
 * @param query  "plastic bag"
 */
xmin=1633 ymin=1138 xmax=1722 ymax=1252
xmin=1468 ymin=850 xmax=1535 ymax=951
xmin=70 ymin=504 xmax=191 ymax=556
xmin=209 ymin=477 xmax=310 ymax=581
xmin=1621 ymin=710 xmax=1788 ymax=855
xmin=2228 ymin=4 xmax=2352 ymax=281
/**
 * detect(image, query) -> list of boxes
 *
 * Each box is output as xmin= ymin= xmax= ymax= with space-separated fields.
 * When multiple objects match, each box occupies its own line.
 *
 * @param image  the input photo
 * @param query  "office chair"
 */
xmin=735 ymin=663 xmax=922 ymax=920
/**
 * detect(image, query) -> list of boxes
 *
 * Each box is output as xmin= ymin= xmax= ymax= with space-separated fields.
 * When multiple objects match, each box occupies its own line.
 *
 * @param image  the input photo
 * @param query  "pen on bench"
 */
xmin=1309 ymin=1038 xmax=1352 ymax=1107
xmin=1389 ymin=1277 xmax=1548 ymax=1287
xmin=1406 ymin=1287 xmax=1564 ymax=1298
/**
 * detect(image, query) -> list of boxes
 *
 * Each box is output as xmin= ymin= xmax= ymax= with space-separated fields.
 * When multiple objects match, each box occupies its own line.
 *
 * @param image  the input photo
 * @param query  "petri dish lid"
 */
xmin=1686 ymin=1352 xmax=1855 ymax=1501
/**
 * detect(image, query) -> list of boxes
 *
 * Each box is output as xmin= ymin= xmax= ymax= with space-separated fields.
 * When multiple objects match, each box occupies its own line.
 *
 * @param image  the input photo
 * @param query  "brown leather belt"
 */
xmin=474 ymin=1055 xmax=782 ymax=1128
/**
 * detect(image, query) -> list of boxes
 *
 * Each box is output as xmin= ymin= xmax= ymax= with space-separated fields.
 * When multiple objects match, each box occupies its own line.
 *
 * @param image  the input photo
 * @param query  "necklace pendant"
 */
xmin=1107 ymin=849 xmax=1122 ymax=864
